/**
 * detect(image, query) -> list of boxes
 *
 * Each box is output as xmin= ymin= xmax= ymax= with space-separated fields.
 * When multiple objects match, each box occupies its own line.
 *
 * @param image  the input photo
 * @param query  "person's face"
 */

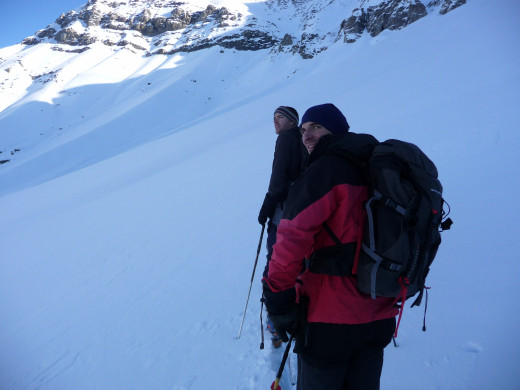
xmin=274 ymin=113 xmax=294 ymax=134
xmin=301 ymin=121 xmax=332 ymax=154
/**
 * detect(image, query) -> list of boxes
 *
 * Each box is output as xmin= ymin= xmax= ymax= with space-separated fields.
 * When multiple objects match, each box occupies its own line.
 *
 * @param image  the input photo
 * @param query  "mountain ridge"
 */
xmin=19 ymin=0 xmax=465 ymax=58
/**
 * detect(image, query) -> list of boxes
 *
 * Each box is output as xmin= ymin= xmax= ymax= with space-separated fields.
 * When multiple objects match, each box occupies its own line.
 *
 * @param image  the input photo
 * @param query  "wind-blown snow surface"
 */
xmin=1 ymin=0 xmax=519 ymax=389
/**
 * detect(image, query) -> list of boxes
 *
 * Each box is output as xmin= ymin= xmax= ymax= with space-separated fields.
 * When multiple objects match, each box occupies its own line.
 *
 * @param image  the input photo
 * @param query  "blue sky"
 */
xmin=0 ymin=0 xmax=84 ymax=48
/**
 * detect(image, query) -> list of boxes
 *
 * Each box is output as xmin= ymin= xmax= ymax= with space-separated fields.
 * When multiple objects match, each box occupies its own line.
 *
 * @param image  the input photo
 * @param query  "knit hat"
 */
xmin=300 ymin=103 xmax=350 ymax=134
xmin=274 ymin=106 xmax=299 ymax=125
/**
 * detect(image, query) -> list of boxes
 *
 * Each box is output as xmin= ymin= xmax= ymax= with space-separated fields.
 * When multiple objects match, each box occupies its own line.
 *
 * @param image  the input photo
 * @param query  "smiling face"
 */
xmin=300 ymin=121 xmax=332 ymax=154
xmin=273 ymin=113 xmax=294 ymax=134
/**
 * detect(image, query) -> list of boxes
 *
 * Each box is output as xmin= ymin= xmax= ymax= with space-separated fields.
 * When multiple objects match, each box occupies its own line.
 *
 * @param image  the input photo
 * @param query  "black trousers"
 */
xmin=296 ymin=318 xmax=396 ymax=390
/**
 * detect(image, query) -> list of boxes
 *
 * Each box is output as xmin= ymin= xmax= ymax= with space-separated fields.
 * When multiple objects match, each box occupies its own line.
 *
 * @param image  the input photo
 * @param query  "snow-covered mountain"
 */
xmin=1 ymin=0 xmax=519 ymax=389
xmin=1 ymin=0 xmax=466 ymax=195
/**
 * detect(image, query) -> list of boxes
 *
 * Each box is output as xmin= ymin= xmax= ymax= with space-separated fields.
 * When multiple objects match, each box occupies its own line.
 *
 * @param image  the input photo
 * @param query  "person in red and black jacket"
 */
xmin=263 ymin=104 xmax=398 ymax=390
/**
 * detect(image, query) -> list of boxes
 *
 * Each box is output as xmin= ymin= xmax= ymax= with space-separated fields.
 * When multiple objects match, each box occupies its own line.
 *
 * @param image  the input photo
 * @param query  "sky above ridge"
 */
xmin=0 ymin=0 xmax=84 ymax=48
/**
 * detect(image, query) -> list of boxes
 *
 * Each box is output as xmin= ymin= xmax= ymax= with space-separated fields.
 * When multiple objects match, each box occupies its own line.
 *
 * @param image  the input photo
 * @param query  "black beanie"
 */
xmin=300 ymin=103 xmax=350 ymax=134
xmin=274 ymin=106 xmax=299 ymax=125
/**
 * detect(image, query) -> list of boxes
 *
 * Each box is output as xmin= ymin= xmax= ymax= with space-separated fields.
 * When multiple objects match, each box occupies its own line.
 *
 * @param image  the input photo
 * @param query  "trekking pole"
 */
xmin=271 ymin=334 xmax=294 ymax=390
xmin=237 ymin=223 xmax=266 ymax=339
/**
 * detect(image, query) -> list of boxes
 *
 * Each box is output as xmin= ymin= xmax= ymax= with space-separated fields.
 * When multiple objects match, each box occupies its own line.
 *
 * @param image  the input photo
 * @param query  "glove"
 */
xmin=269 ymin=307 xmax=299 ymax=342
xmin=263 ymin=286 xmax=299 ymax=342
xmin=258 ymin=193 xmax=277 ymax=225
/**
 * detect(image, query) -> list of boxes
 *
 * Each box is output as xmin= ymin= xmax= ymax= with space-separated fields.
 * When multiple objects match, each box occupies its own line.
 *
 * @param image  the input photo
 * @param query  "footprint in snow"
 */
xmin=462 ymin=342 xmax=483 ymax=353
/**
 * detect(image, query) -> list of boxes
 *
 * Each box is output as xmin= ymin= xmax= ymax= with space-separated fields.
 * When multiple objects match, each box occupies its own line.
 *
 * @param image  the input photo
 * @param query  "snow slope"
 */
xmin=1 ymin=0 xmax=520 ymax=389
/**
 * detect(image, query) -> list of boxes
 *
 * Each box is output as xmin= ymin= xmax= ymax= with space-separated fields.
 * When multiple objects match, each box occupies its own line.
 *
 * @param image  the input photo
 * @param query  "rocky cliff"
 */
xmin=21 ymin=0 xmax=466 ymax=59
xmin=339 ymin=0 xmax=466 ymax=43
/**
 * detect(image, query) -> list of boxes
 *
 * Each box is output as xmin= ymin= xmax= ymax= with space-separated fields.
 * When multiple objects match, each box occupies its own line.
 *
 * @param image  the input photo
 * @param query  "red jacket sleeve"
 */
xmin=266 ymin=182 xmax=367 ymax=292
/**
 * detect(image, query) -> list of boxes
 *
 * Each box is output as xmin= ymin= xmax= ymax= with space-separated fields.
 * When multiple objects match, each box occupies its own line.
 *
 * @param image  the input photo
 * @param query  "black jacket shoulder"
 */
xmin=282 ymin=132 xmax=378 ymax=220
xmin=267 ymin=126 xmax=307 ymax=202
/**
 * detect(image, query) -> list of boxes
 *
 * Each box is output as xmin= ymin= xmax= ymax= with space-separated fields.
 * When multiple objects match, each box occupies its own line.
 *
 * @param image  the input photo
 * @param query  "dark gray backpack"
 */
xmin=355 ymin=139 xmax=452 ymax=307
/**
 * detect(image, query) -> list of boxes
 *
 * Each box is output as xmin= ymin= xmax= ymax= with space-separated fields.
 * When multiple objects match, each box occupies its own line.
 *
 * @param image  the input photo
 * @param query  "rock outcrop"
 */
xmin=429 ymin=0 xmax=466 ymax=15
xmin=339 ymin=0 xmax=427 ymax=43
xmin=26 ymin=3 xmax=246 ymax=47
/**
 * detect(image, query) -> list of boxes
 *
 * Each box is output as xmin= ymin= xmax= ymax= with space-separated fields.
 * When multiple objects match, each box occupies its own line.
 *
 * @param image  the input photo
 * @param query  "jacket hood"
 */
xmin=308 ymin=132 xmax=379 ymax=166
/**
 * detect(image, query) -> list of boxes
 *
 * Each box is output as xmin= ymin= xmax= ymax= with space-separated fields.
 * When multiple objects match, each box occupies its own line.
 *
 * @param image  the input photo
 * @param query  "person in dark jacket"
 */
xmin=258 ymin=106 xmax=306 ymax=275
xmin=263 ymin=104 xmax=398 ymax=389
xmin=258 ymin=105 xmax=306 ymax=347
